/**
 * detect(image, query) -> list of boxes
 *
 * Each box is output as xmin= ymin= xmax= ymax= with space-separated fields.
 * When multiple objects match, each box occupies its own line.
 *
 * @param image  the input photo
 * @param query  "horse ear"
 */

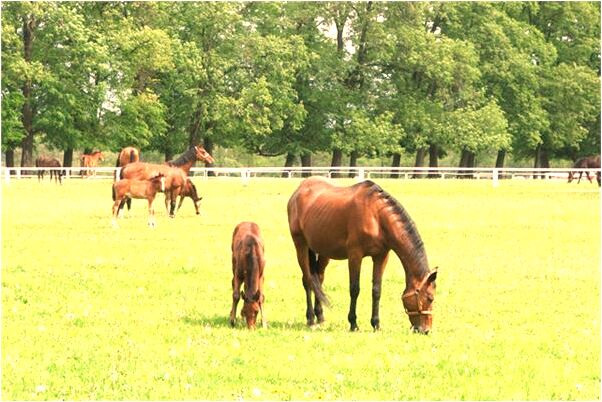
xmin=427 ymin=268 xmax=438 ymax=283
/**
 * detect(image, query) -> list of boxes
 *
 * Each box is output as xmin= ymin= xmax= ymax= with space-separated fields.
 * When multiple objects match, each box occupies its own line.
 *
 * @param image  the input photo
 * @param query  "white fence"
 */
xmin=3 ymin=165 xmax=600 ymax=187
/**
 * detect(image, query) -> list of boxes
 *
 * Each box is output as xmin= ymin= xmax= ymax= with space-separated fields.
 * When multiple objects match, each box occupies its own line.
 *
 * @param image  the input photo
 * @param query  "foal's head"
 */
xmin=150 ymin=173 xmax=166 ymax=192
xmin=185 ymin=179 xmax=202 ymax=214
xmin=402 ymin=269 xmax=437 ymax=334
xmin=241 ymin=290 xmax=262 ymax=329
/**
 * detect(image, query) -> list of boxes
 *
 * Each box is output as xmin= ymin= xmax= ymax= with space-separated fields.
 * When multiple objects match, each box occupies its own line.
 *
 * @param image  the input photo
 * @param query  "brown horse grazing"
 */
xmin=35 ymin=156 xmax=63 ymax=184
xmin=229 ymin=222 xmax=266 ymax=329
xmin=287 ymin=177 xmax=438 ymax=334
xmin=80 ymin=151 xmax=104 ymax=177
xmin=568 ymin=155 xmax=601 ymax=187
xmin=118 ymin=145 xmax=214 ymax=217
xmin=112 ymin=173 xmax=165 ymax=228
xmin=172 ymin=178 xmax=203 ymax=215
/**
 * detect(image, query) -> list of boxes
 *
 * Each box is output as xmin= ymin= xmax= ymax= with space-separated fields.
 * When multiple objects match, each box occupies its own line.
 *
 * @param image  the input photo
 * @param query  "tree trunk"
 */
xmin=301 ymin=152 xmax=312 ymax=178
xmin=63 ymin=148 xmax=73 ymax=168
xmin=203 ymin=137 xmax=215 ymax=176
xmin=5 ymin=150 xmax=15 ymax=175
xmin=348 ymin=150 xmax=358 ymax=178
xmin=495 ymin=149 xmax=505 ymax=168
xmin=390 ymin=153 xmax=401 ymax=179
xmin=20 ymin=14 xmax=36 ymax=170
xmin=164 ymin=149 xmax=174 ymax=162
xmin=330 ymin=148 xmax=343 ymax=178
xmin=428 ymin=144 xmax=439 ymax=178
xmin=458 ymin=149 xmax=469 ymax=178
xmin=282 ymin=152 xmax=295 ymax=178
xmin=413 ymin=148 xmax=426 ymax=178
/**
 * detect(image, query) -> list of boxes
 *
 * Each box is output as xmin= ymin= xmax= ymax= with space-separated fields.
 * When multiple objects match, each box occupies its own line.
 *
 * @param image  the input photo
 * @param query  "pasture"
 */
xmin=1 ymin=177 xmax=600 ymax=400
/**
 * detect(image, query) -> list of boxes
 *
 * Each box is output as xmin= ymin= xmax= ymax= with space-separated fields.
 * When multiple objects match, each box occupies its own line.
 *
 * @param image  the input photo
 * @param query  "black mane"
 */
xmin=167 ymin=147 xmax=197 ymax=167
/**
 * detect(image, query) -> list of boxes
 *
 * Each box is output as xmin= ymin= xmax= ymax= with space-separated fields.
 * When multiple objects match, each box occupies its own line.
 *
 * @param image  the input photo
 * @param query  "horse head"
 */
xmin=194 ymin=145 xmax=215 ymax=164
xmin=151 ymin=173 xmax=166 ymax=192
xmin=186 ymin=179 xmax=202 ymax=214
xmin=240 ymin=290 xmax=262 ymax=329
xmin=401 ymin=268 xmax=437 ymax=334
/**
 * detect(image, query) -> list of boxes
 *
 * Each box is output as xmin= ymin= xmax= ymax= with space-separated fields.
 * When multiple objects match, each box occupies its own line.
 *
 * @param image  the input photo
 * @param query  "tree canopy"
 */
xmin=2 ymin=1 xmax=600 ymax=169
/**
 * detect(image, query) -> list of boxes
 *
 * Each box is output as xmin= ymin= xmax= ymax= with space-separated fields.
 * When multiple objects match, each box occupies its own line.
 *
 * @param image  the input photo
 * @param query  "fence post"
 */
xmin=241 ymin=169 xmax=250 ymax=186
xmin=357 ymin=168 xmax=365 ymax=181
xmin=493 ymin=168 xmax=499 ymax=187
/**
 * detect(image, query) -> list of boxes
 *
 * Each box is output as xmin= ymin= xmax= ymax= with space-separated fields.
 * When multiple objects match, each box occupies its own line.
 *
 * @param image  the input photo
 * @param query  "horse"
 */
xmin=568 ymin=155 xmax=601 ymax=187
xmin=80 ymin=151 xmax=104 ymax=177
xmin=287 ymin=176 xmax=438 ymax=334
xmin=111 ymin=173 xmax=165 ymax=228
xmin=171 ymin=178 xmax=203 ymax=215
xmin=35 ymin=156 xmax=63 ymax=184
xmin=115 ymin=147 xmax=141 ymax=209
xmin=118 ymin=145 xmax=214 ymax=217
xmin=229 ymin=222 xmax=266 ymax=329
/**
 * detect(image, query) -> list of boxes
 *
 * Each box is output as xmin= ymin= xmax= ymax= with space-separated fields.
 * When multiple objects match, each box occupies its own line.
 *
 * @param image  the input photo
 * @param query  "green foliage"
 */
xmin=1 ymin=2 xmax=599 ymax=165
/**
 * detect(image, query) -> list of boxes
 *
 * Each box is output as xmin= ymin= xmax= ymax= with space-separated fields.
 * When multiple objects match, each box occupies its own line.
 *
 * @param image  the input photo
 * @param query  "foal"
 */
xmin=174 ymin=178 xmax=203 ymax=215
xmin=229 ymin=222 xmax=266 ymax=329
xmin=112 ymin=174 xmax=165 ymax=228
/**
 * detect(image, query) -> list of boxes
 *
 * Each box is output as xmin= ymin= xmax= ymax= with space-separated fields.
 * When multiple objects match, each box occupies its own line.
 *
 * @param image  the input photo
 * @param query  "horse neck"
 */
xmin=381 ymin=209 xmax=431 ymax=289
xmin=168 ymin=148 xmax=196 ymax=172
xmin=243 ymin=239 xmax=262 ymax=296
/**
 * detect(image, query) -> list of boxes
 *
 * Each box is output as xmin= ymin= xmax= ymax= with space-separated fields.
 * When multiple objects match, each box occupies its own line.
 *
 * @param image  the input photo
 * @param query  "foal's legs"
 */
xmin=229 ymin=261 xmax=242 ymax=326
xmin=147 ymin=197 xmax=156 ymax=227
xmin=347 ymin=253 xmax=363 ymax=332
xmin=370 ymin=251 xmax=389 ymax=331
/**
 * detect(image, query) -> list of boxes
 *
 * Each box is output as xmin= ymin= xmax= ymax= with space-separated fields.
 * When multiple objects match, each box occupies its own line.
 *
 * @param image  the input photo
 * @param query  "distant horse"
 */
xmin=229 ymin=222 xmax=266 ymax=329
xmin=80 ymin=151 xmax=104 ymax=177
xmin=568 ymin=155 xmax=601 ymax=187
xmin=171 ymin=178 xmax=203 ymax=215
xmin=35 ymin=156 xmax=63 ymax=184
xmin=112 ymin=173 xmax=165 ymax=228
xmin=119 ymin=145 xmax=214 ymax=217
xmin=287 ymin=177 xmax=438 ymax=334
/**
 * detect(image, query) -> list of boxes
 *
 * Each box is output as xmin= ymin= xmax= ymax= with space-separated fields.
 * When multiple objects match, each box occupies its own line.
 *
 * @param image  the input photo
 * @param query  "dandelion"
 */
xmin=335 ymin=373 xmax=344 ymax=382
xmin=35 ymin=385 xmax=47 ymax=394
xmin=185 ymin=383 xmax=192 ymax=391
xmin=232 ymin=339 xmax=240 ymax=349
xmin=252 ymin=387 xmax=261 ymax=397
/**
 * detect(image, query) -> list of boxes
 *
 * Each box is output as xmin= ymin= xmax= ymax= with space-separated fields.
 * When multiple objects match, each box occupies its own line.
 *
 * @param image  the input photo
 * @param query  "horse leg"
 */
xmin=169 ymin=190 xmax=178 ymax=218
xmin=230 ymin=263 xmax=242 ymax=326
xmin=293 ymin=239 xmax=316 ymax=326
xmin=313 ymin=255 xmax=330 ymax=324
xmin=370 ymin=251 xmax=390 ymax=331
xmin=597 ymin=171 xmax=601 ymax=187
xmin=586 ymin=171 xmax=593 ymax=183
xmin=578 ymin=171 xmax=583 ymax=184
xmin=147 ymin=198 xmax=156 ymax=227
xmin=111 ymin=198 xmax=121 ymax=228
xmin=347 ymin=253 xmax=363 ymax=332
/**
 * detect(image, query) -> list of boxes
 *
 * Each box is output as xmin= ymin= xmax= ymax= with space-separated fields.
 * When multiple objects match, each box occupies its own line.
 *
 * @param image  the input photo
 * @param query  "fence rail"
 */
xmin=3 ymin=165 xmax=601 ymax=186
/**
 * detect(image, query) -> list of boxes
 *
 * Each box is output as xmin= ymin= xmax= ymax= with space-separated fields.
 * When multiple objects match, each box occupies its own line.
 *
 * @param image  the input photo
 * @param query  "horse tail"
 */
xmin=129 ymin=150 xmax=136 ymax=163
xmin=112 ymin=184 xmax=116 ymax=201
xmin=115 ymin=154 xmax=121 ymax=168
xmin=308 ymin=248 xmax=330 ymax=307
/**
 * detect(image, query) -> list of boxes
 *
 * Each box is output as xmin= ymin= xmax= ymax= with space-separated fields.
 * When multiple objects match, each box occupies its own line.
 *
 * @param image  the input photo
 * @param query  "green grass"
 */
xmin=2 ymin=177 xmax=600 ymax=400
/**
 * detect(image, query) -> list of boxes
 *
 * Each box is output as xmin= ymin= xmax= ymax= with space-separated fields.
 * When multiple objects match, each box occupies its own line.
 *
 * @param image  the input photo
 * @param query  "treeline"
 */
xmin=2 ymin=2 xmax=600 ymax=173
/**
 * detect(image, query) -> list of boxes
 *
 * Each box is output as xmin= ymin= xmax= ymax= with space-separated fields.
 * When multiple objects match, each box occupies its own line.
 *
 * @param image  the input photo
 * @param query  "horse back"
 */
xmin=232 ymin=222 xmax=265 ymax=277
xmin=288 ymin=178 xmax=383 ymax=259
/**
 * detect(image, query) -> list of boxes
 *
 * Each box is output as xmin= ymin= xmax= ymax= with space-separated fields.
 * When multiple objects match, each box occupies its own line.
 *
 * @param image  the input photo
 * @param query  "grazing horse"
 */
xmin=568 ymin=155 xmax=601 ymax=187
xmin=287 ymin=177 xmax=438 ymax=334
xmin=112 ymin=173 xmax=165 ymax=228
xmin=119 ymin=145 xmax=214 ymax=217
xmin=229 ymin=222 xmax=266 ymax=329
xmin=172 ymin=178 xmax=203 ymax=215
xmin=35 ymin=156 xmax=63 ymax=184
xmin=80 ymin=151 xmax=104 ymax=177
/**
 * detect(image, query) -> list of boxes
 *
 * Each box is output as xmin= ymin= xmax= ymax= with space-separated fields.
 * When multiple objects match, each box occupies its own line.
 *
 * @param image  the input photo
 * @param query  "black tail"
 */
xmin=112 ymin=184 xmax=116 ymax=201
xmin=308 ymin=249 xmax=330 ymax=307
xmin=115 ymin=156 xmax=120 ymax=167
xmin=129 ymin=150 xmax=136 ymax=163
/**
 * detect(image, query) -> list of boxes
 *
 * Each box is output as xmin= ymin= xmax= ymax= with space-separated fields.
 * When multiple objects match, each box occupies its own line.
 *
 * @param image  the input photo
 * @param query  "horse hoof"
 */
xmin=350 ymin=325 xmax=359 ymax=332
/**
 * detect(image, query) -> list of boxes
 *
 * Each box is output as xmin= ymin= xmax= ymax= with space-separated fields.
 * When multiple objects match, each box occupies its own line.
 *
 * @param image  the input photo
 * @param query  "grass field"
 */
xmin=1 ymin=177 xmax=600 ymax=400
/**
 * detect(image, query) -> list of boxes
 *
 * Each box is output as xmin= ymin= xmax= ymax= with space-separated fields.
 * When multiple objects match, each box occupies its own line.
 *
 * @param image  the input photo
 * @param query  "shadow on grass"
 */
xmin=181 ymin=314 xmax=324 ymax=332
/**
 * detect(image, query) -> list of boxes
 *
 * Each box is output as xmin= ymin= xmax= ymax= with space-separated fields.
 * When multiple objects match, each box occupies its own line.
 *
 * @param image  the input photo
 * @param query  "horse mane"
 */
xmin=360 ymin=180 xmax=429 ymax=275
xmin=167 ymin=147 xmax=197 ymax=167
